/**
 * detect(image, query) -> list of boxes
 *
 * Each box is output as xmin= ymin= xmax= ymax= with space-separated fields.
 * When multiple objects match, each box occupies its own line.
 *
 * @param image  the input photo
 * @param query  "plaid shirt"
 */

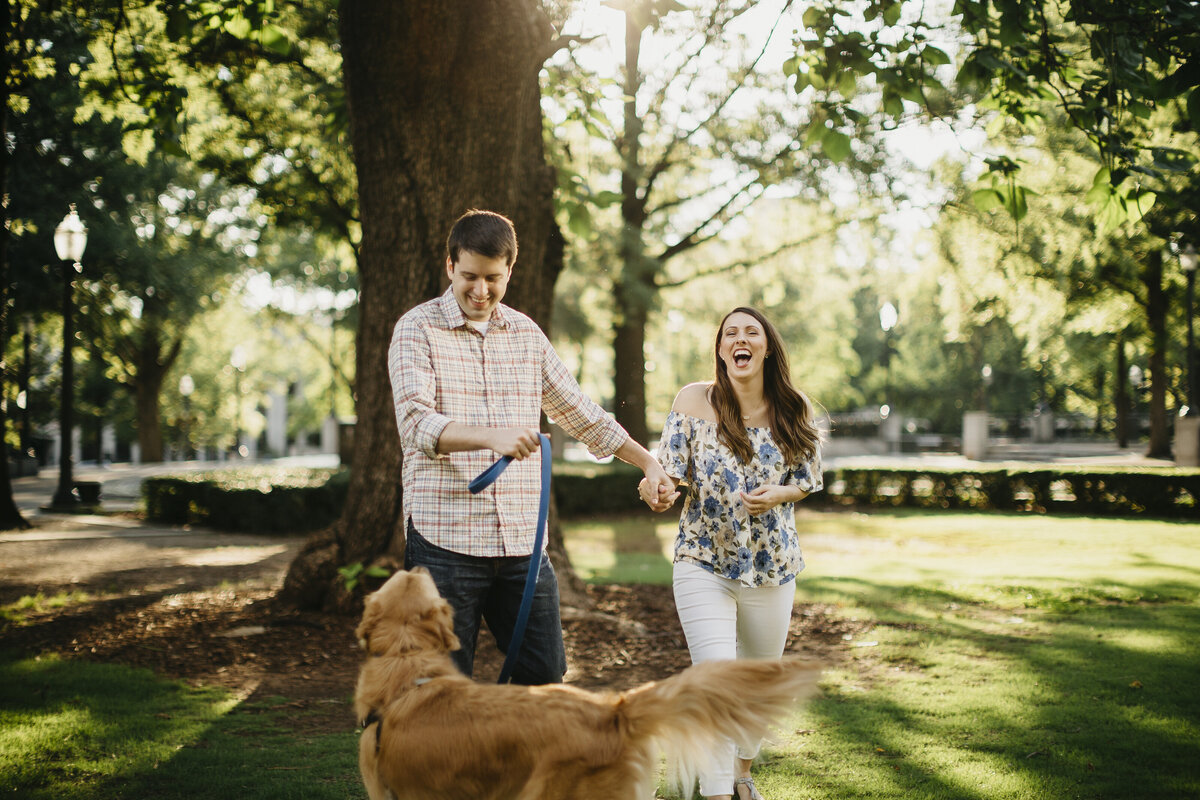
xmin=389 ymin=289 xmax=629 ymax=557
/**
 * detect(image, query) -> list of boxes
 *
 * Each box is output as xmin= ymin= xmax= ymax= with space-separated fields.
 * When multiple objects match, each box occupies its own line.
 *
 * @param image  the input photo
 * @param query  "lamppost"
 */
xmin=1181 ymin=244 xmax=1197 ymax=416
xmin=179 ymin=374 xmax=195 ymax=460
xmin=981 ymin=363 xmax=993 ymax=413
xmin=230 ymin=346 xmax=246 ymax=457
xmin=879 ymin=301 xmax=899 ymax=450
xmin=19 ymin=314 xmax=33 ymax=462
xmin=879 ymin=301 xmax=898 ymax=415
xmin=50 ymin=206 xmax=87 ymax=509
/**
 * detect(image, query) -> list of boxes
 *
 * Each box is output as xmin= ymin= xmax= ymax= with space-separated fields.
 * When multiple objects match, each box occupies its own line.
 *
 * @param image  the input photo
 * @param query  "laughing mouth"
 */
xmin=733 ymin=348 xmax=752 ymax=367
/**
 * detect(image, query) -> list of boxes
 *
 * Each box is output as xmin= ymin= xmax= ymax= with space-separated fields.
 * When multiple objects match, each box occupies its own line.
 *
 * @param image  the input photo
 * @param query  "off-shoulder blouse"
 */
xmin=655 ymin=410 xmax=823 ymax=587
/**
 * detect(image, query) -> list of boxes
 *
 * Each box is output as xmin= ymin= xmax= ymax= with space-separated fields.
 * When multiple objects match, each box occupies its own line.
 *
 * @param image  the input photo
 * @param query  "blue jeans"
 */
xmin=404 ymin=522 xmax=566 ymax=685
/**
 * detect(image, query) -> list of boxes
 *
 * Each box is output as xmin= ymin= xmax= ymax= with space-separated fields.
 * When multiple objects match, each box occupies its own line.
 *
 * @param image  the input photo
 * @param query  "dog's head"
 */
xmin=356 ymin=567 xmax=461 ymax=656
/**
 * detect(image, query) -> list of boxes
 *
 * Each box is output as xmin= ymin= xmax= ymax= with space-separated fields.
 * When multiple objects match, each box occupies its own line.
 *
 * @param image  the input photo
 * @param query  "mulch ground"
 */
xmin=1 ymin=531 xmax=871 ymax=735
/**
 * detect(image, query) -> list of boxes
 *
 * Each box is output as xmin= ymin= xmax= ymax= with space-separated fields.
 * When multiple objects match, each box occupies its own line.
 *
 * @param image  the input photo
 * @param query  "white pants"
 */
xmin=672 ymin=560 xmax=797 ymax=797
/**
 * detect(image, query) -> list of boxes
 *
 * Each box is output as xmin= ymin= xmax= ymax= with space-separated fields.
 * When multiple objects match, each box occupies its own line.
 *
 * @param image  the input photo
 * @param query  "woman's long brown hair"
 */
xmin=709 ymin=307 xmax=821 ymax=465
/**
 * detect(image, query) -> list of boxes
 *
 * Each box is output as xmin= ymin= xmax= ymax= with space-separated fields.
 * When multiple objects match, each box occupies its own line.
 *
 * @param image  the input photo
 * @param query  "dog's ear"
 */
xmin=355 ymin=592 xmax=380 ymax=650
xmin=432 ymin=600 xmax=461 ymax=652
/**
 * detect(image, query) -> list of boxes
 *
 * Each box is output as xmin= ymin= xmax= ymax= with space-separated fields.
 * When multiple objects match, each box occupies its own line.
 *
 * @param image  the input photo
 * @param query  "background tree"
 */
xmin=549 ymin=0 xmax=892 ymax=443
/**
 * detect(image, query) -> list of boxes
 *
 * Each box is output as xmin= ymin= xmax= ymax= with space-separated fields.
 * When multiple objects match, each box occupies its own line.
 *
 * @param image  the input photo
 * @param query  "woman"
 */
xmin=638 ymin=306 xmax=823 ymax=800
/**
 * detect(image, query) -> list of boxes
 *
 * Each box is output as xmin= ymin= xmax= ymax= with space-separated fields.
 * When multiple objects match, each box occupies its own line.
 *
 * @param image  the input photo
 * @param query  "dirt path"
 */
xmin=1 ymin=513 xmax=868 ymax=734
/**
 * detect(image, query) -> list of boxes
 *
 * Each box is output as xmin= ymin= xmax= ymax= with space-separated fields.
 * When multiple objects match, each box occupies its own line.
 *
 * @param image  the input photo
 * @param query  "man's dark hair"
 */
xmin=447 ymin=209 xmax=518 ymax=266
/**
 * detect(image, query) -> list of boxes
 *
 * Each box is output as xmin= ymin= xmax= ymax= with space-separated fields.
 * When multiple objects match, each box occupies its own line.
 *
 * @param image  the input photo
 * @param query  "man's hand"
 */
xmin=489 ymin=427 xmax=543 ymax=460
xmin=638 ymin=462 xmax=680 ymax=513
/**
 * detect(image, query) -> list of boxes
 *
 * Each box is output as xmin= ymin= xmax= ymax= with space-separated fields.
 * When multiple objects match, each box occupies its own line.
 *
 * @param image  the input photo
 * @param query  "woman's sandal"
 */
xmin=734 ymin=776 xmax=764 ymax=800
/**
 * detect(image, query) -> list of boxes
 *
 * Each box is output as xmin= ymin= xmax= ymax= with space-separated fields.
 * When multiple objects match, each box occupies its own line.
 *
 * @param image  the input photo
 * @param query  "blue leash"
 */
xmin=468 ymin=433 xmax=551 ymax=685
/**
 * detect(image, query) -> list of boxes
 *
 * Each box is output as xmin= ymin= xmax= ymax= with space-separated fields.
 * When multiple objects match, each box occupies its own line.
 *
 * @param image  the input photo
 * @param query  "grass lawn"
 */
xmin=4 ymin=508 xmax=1197 ymax=799
xmin=567 ymin=509 xmax=1200 ymax=799
xmin=0 ymin=654 xmax=360 ymax=800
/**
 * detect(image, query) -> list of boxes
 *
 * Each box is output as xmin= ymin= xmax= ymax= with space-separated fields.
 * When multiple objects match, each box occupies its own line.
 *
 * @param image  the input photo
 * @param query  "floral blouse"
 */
xmin=656 ymin=411 xmax=823 ymax=587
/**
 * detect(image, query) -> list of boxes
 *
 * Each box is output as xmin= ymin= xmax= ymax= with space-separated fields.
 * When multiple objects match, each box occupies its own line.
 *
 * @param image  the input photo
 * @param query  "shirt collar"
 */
xmin=437 ymin=287 xmax=509 ymax=330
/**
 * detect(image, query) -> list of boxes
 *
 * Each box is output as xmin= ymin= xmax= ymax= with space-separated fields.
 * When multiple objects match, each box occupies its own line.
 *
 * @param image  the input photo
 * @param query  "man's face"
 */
xmin=446 ymin=250 xmax=512 ymax=322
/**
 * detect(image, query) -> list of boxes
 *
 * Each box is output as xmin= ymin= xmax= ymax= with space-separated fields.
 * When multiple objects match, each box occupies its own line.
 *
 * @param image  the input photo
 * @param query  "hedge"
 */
xmin=817 ymin=465 xmax=1199 ymax=518
xmin=143 ymin=462 xmax=1198 ymax=534
xmin=143 ymin=467 xmax=349 ymax=534
xmin=551 ymin=461 xmax=647 ymax=516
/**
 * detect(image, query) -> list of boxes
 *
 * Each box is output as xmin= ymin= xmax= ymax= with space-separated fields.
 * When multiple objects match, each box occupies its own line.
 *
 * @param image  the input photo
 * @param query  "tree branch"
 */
xmin=657 ymin=218 xmax=859 ymax=289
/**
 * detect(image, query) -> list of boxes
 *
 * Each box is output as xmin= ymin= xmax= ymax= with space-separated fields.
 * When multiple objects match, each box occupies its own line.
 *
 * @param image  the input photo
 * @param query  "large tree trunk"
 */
xmin=128 ymin=324 xmax=182 ymax=463
xmin=282 ymin=0 xmax=567 ymax=612
xmin=612 ymin=10 xmax=652 ymax=447
xmin=1144 ymin=250 xmax=1171 ymax=459
xmin=612 ymin=298 xmax=650 ymax=446
xmin=134 ymin=375 xmax=166 ymax=463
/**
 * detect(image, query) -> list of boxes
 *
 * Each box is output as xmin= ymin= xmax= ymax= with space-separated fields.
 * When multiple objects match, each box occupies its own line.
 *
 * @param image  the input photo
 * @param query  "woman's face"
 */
xmin=717 ymin=311 xmax=770 ymax=380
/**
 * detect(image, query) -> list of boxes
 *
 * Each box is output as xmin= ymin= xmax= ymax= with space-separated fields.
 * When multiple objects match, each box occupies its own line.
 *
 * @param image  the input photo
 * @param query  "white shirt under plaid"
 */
xmin=389 ymin=289 xmax=629 ymax=557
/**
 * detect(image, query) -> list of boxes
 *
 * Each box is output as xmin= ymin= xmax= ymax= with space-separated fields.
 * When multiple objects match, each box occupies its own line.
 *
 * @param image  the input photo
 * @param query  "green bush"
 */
xmin=143 ymin=462 xmax=1196 ymax=534
xmin=143 ymin=467 xmax=349 ymax=534
xmin=818 ymin=465 xmax=1199 ymax=518
xmin=551 ymin=461 xmax=646 ymax=516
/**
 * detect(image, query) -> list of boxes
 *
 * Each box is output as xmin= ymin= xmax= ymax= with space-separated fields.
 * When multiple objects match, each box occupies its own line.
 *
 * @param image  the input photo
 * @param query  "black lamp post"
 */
xmin=19 ymin=314 xmax=32 ymax=459
xmin=981 ymin=363 xmax=993 ymax=413
xmin=1181 ymin=244 xmax=1197 ymax=417
xmin=50 ymin=206 xmax=87 ymax=509
xmin=231 ymin=346 xmax=246 ymax=458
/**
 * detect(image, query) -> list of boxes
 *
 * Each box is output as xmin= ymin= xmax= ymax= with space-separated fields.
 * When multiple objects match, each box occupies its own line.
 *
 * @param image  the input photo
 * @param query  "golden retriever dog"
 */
xmin=354 ymin=567 xmax=822 ymax=800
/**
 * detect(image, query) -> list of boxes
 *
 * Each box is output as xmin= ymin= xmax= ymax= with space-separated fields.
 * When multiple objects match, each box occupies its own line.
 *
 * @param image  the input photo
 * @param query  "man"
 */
xmin=388 ymin=209 xmax=676 ymax=684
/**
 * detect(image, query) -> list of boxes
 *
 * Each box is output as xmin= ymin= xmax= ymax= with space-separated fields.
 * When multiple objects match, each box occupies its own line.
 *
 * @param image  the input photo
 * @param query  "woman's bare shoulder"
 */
xmin=672 ymin=382 xmax=716 ymax=421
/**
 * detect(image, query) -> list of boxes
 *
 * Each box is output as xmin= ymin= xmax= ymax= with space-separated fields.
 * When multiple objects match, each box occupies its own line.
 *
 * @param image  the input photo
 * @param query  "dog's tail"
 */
xmin=616 ymin=657 xmax=821 ymax=792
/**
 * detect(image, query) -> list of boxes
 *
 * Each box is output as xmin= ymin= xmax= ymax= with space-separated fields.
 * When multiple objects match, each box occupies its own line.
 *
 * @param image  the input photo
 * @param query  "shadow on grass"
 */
xmin=0 ymin=651 xmax=360 ymax=800
xmin=786 ymin=576 xmax=1200 ymax=800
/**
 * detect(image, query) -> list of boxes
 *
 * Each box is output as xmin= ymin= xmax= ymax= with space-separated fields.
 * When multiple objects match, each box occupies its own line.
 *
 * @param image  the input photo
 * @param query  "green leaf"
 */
xmin=837 ymin=70 xmax=858 ymax=98
xmin=883 ymin=2 xmax=902 ymax=27
xmin=1127 ymin=100 xmax=1152 ymax=119
xmin=259 ymin=24 xmax=291 ymax=55
xmin=882 ymin=92 xmax=904 ymax=117
xmin=567 ymin=204 xmax=593 ymax=239
xmin=1189 ymin=88 xmax=1200 ymax=130
xmin=971 ymin=188 xmax=1005 ymax=212
xmin=592 ymin=190 xmax=623 ymax=207
xmin=922 ymin=46 xmax=951 ymax=66
xmin=1096 ymin=194 xmax=1126 ymax=233
xmin=224 ymin=15 xmax=253 ymax=40
xmin=158 ymin=137 xmax=188 ymax=158
xmin=1125 ymin=191 xmax=1156 ymax=224
xmin=1003 ymin=183 xmax=1029 ymax=222
xmin=823 ymin=130 xmax=853 ymax=162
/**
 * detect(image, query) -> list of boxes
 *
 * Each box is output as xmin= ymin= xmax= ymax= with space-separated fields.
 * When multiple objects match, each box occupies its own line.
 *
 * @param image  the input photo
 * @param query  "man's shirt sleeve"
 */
xmin=388 ymin=314 xmax=452 ymax=459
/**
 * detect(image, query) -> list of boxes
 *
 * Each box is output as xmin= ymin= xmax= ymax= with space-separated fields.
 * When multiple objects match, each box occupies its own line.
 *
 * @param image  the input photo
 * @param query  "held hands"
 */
xmin=638 ymin=471 xmax=680 ymax=513
xmin=490 ymin=427 xmax=543 ymax=460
